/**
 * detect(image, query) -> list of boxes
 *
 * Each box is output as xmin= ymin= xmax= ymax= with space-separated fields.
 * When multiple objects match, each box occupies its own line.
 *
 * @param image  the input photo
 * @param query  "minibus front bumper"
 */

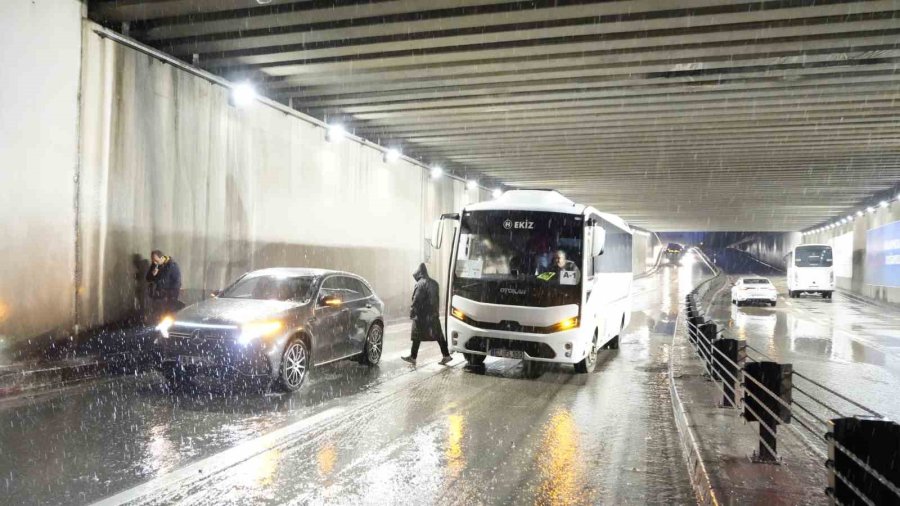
xmin=447 ymin=318 xmax=589 ymax=364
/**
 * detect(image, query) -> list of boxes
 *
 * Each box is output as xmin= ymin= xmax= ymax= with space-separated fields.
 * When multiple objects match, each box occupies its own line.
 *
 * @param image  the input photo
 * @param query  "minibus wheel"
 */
xmin=574 ymin=335 xmax=598 ymax=373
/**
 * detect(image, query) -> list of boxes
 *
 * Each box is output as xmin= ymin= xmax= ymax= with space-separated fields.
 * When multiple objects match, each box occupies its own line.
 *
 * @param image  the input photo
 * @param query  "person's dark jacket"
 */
xmin=410 ymin=263 xmax=441 ymax=342
xmin=146 ymin=257 xmax=182 ymax=301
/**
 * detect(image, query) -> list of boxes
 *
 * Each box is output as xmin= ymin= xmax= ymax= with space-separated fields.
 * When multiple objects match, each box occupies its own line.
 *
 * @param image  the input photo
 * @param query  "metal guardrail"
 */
xmin=683 ymin=251 xmax=899 ymax=505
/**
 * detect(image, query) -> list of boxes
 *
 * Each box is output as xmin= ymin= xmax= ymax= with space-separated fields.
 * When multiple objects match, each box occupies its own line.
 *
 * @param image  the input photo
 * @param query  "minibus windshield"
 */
xmin=452 ymin=210 xmax=583 ymax=307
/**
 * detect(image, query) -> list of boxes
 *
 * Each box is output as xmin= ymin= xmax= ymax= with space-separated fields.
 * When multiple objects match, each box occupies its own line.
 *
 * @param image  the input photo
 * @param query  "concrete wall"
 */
xmin=0 ymin=1 xmax=84 ymax=358
xmin=632 ymin=232 xmax=662 ymax=274
xmin=732 ymin=232 xmax=801 ymax=271
xmin=77 ymin=24 xmax=482 ymax=327
xmin=806 ymin=204 xmax=900 ymax=305
xmin=1 ymin=14 xmax=665 ymax=361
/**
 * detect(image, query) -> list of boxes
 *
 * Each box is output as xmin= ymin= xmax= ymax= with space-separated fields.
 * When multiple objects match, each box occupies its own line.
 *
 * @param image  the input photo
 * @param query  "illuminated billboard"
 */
xmin=865 ymin=220 xmax=900 ymax=287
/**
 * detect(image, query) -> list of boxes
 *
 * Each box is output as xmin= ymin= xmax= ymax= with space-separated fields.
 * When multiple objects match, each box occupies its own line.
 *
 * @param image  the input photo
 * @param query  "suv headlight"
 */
xmin=239 ymin=320 xmax=283 ymax=345
xmin=155 ymin=316 xmax=174 ymax=338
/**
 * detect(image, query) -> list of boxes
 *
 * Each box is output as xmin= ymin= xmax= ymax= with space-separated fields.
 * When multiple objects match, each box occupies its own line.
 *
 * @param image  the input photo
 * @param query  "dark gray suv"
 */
xmin=154 ymin=268 xmax=385 ymax=392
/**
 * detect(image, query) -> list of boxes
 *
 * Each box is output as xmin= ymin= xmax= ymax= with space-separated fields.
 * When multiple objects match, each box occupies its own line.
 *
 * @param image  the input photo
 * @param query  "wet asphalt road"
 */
xmin=706 ymin=275 xmax=900 ymax=422
xmin=1 ymin=265 xmax=707 ymax=505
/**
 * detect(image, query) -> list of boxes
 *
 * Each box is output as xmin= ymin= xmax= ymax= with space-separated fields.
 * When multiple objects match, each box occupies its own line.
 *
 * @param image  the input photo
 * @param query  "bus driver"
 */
xmin=537 ymin=249 xmax=581 ymax=284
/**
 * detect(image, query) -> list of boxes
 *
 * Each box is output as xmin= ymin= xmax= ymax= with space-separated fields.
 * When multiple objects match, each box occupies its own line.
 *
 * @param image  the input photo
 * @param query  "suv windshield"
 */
xmin=795 ymin=246 xmax=833 ymax=267
xmin=453 ymin=210 xmax=583 ymax=307
xmin=221 ymin=275 xmax=316 ymax=302
xmin=744 ymin=279 xmax=770 ymax=285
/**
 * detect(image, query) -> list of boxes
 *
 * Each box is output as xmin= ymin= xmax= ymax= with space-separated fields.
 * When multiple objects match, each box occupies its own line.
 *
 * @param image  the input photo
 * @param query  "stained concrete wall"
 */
xmin=732 ymin=232 xmax=801 ymax=271
xmin=0 ymin=0 xmax=84 ymax=358
xmin=78 ymin=24 xmax=482 ymax=326
xmin=2 ymin=15 xmax=663 ymax=361
xmin=632 ymin=232 xmax=662 ymax=274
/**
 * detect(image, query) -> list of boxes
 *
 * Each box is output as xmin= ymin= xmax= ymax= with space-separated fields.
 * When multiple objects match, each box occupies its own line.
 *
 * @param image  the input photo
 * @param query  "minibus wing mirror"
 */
xmin=430 ymin=219 xmax=443 ymax=249
xmin=592 ymin=226 xmax=606 ymax=256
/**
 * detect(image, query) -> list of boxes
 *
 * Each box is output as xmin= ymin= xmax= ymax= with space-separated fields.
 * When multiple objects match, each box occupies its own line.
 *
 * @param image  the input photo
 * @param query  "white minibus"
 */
xmin=786 ymin=244 xmax=834 ymax=299
xmin=430 ymin=190 xmax=633 ymax=374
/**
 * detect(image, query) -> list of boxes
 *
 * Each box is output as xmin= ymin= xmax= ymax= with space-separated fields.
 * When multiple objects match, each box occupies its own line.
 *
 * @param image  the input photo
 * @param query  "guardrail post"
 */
xmin=743 ymin=361 xmax=792 ymax=463
xmin=826 ymin=417 xmax=900 ymax=505
xmin=712 ymin=338 xmax=745 ymax=407
xmin=686 ymin=309 xmax=701 ymax=344
xmin=699 ymin=321 xmax=717 ymax=375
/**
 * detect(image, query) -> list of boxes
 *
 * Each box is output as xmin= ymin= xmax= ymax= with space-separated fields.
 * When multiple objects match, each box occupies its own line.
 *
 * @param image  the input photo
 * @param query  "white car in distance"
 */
xmin=731 ymin=277 xmax=778 ymax=307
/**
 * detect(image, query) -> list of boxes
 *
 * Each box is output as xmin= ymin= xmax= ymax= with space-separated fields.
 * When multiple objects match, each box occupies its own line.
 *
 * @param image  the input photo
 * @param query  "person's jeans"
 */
xmin=410 ymin=333 xmax=450 ymax=359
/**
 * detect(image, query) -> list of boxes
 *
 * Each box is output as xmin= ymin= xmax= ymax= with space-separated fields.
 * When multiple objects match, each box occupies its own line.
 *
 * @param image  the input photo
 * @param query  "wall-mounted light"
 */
xmin=231 ymin=82 xmax=257 ymax=108
xmin=430 ymin=166 xmax=443 ymax=179
xmin=846 ymin=215 xmax=853 ymax=221
xmin=866 ymin=206 xmax=875 ymax=214
xmin=384 ymin=148 xmax=401 ymax=163
xmin=880 ymin=200 xmax=889 ymax=208
xmin=466 ymin=180 xmax=478 ymax=190
xmin=326 ymin=124 xmax=346 ymax=142
xmin=492 ymin=188 xmax=503 ymax=199
xmin=856 ymin=210 xmax=864 ymax=217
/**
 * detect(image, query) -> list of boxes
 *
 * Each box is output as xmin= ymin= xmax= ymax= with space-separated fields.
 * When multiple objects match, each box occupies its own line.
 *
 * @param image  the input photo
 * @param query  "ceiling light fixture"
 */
xmin=231 ymin=82 xmax=257 ymax=108
xmin=384 ymin=148 xmax=401 ymax=163
xmin=326 ymin=124 xmax=346 ymax=143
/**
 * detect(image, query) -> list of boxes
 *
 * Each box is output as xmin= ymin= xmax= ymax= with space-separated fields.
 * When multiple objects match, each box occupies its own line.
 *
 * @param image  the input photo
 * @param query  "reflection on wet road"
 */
xmin=1 ymin=266 xmax=709 ymax=505
xmin=709 ymin=276 xmax=900 ymax=421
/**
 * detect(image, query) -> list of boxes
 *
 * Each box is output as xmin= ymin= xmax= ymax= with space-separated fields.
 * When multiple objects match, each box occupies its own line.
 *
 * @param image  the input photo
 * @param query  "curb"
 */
xmin=0 ymin=357 xmax=109 ymax=399
xmin=669 ymin=310 xmax=721 ymax=506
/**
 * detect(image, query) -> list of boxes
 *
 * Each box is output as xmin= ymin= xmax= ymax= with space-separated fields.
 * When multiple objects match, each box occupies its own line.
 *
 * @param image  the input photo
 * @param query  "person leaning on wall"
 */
xmin=146 ymin=249 xmax=183 ymax=318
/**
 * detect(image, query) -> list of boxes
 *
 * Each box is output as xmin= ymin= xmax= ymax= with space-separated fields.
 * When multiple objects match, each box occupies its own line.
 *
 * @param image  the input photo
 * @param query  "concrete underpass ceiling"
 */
xmin=89 ymin=0 xmax=900 ymax=232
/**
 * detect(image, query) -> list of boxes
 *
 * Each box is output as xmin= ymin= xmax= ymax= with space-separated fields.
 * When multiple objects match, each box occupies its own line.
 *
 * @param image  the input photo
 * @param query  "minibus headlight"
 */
xmin=553 ymin=317 xmax=579 ymax=332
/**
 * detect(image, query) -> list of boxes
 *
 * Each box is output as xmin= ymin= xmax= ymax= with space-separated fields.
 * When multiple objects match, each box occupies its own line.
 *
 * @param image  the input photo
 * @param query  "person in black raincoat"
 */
xmin=402 ymin=263 xmax=452 ymax=365
xmin=146 ymin=249 xmax=183 ymax=318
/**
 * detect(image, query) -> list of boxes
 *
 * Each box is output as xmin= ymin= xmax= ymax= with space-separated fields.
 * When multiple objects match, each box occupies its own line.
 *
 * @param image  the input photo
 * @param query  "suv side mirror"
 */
xmin=319 ymin=294 xmax=342 ymax=307
xmin=210 ymin=289 xmax=221 ymax=298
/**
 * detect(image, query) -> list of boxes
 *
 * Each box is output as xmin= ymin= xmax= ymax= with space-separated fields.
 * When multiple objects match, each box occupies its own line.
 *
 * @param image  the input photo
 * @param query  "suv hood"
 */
xmin=175 ymin=298 xmax=304 ymax=326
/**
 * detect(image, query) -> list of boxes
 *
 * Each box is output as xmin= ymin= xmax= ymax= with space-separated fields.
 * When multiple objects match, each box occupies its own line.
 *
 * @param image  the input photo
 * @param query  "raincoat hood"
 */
xmin=413 ymin=263 xmax=429 ymax=281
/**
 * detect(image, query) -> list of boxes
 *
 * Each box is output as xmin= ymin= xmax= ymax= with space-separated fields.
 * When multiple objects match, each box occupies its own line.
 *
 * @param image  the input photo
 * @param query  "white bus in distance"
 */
xmin=785 ymin=244 xmax=835 ymax=299
xmin=430 ymin=189 xmax=633 ymax=375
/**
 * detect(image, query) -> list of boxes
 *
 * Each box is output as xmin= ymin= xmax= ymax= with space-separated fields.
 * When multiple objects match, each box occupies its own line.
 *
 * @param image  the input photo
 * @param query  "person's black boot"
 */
xmin=401 ymin=356 xmax=416 ymax=365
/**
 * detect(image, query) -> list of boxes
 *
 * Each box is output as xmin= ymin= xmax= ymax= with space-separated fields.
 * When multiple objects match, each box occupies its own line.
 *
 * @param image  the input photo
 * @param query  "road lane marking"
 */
xmin=92 ymin=359 xmax=461 ymax=506
xmin=91 ymin=406 xmax=346 ymax=506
